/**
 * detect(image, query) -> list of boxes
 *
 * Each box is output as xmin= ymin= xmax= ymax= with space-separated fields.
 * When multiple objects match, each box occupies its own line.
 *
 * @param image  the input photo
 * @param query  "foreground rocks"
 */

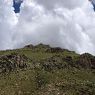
xmin=0 ymin=53 xmax=29 ymax=73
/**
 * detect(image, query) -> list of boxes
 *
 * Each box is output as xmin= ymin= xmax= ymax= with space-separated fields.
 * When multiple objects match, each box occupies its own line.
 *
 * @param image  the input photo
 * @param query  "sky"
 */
xmin=13 ymin=0 xmax=23 ymax=13
xmin=0 ymin=0 xmax=95 ymax=55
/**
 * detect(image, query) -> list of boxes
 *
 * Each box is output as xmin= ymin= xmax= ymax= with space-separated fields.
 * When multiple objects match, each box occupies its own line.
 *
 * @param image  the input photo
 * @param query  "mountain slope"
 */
xmin=0 ymin=44 xmax=95 ymax=95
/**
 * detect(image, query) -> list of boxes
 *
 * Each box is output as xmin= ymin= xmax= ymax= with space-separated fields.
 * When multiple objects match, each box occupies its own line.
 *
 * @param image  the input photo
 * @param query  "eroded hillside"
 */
xmin=0 ymin=44 xmax=94 ymax=95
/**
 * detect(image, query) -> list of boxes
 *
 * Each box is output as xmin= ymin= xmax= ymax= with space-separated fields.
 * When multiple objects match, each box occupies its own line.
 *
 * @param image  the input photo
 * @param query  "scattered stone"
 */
xmin=0 ymin=53 xmax=29 ymax=73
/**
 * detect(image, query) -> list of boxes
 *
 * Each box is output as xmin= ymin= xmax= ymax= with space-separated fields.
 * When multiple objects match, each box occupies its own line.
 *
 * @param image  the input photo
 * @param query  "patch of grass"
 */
xmin=0 ymin=45 xmax=94 ymax=95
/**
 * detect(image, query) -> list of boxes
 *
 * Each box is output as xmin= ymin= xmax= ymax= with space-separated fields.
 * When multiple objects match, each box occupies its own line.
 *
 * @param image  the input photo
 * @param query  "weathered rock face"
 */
xmin=24 ymin=43 xmax=72 ymax=54
xmin=0 ymin=53 xmax=29 ymax=73
xmin=35 ymin=44 xmax=50 ymax=49
xmin=40 ymin=55 xmax=73 ymax=71
xmin=76 ymin=53 xmax=95 ymax=69
xmin=24 ymin=44 xmax=34 ymax=49
xmin=24 ymin=44 xmax=50 ymax=49
xmin=45 ymin=47 xmax=64 ymax=53
xmin=39 ymin=53 xmax=95 ymax=71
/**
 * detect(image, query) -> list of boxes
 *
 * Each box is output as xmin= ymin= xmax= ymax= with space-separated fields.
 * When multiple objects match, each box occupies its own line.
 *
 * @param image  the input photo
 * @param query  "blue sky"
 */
xmin=13 ymin=0 xmax=23 ymax=13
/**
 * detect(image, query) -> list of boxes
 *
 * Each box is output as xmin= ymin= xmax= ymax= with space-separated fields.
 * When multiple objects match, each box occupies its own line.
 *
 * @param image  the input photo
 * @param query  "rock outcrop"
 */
xmin=0 ymin=53 xmax=29 ymax=73
xmin=76 ymin=53 xmax=95 ymax=69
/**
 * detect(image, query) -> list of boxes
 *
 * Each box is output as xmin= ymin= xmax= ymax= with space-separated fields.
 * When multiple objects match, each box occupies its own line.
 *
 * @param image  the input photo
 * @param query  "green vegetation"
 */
xmin=0 ymin=44 xmax=94 ymax=95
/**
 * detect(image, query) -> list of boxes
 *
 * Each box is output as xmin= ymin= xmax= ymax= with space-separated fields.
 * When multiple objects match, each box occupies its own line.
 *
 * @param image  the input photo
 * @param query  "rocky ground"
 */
xmin=0 ymin=44 xmax=94 ymax=95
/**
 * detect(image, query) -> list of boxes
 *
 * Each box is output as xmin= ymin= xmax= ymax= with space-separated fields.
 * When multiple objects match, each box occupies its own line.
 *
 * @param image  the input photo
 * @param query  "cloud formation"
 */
xmin=0 ymin=0 xmax=95 ymax=55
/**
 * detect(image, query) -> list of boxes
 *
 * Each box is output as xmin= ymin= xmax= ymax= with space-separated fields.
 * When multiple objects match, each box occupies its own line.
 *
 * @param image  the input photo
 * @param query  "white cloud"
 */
xmin=0 ymin=0 xmax=95 ymax=55
xmin=0 ymin=0 xmax=18 ymax=49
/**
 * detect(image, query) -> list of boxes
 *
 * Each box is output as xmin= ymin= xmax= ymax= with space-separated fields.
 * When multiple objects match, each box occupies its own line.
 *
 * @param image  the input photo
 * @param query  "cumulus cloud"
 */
xmin=35 ymin=0 xmax=86 ymax=10
xmin=0 ymin=0 xmax=17 ymax=49
xmin=0 ymin=0 xmax=95 ymax=55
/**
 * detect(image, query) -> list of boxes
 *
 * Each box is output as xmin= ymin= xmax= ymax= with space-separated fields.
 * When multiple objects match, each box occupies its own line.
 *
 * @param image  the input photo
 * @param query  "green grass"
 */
xmin=0 ymin=45 xmax=94 ymax=95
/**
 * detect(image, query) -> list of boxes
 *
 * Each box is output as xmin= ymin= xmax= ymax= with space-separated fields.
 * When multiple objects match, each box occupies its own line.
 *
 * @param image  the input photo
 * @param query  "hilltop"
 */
xmin=0 ymin=44 xmax=94 ymax=95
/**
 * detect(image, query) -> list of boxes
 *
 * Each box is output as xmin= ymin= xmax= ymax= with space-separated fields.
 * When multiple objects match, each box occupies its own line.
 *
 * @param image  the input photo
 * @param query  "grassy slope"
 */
xmin=0 ymin=45 xmax=94 ymax=95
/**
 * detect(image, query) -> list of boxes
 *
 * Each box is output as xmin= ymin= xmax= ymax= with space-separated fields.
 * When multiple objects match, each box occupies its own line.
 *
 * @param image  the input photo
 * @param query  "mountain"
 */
xmin=0 ymin=44 xmax=95 ymax=95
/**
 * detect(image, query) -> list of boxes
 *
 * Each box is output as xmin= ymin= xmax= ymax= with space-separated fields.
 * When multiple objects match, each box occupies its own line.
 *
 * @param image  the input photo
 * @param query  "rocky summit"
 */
xmin=0 ymin=44 xmax=94 ymax=95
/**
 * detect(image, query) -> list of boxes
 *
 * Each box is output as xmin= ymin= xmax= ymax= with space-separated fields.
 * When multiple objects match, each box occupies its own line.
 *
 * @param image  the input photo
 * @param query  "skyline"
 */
xmin=0 ymin=0 xmax=95 ymax=55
